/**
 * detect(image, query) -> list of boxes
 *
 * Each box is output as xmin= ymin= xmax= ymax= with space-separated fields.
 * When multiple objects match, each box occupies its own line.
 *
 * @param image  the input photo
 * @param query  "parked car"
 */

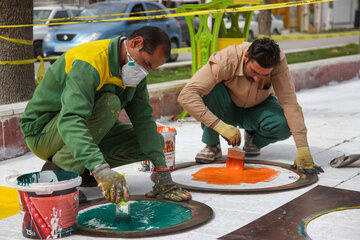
xmin=33 ymin=5 xmax=82 ymax=57
xmin=43 ymin=1 xmax=182 ymax=62
xmin=224 ymin=11 xmax=284 ymax=41
xmin=167 ymin=1 xmax=200 ymax=46
xmin=175 ymin=15 xmax=200 ymax=46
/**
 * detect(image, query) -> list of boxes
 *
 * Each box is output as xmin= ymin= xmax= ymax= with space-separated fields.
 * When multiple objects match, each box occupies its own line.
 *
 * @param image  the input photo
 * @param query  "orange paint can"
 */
xmin=139 ymin=126 xmax=177 ymax=172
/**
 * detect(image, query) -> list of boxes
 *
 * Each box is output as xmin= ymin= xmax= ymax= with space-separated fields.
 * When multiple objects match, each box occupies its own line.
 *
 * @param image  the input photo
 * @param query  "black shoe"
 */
xmin=79 ymin=190 xmax=87 ymax=203
xmin=41 ymin=162 xmax=97 ymax=187
xmin=80 ymin=169 xmax=98 ymax=187
xmin=41 ymin=161 xmax=62 ymax=171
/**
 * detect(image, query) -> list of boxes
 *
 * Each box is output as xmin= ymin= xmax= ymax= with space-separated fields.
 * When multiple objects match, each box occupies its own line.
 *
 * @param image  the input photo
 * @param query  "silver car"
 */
xmin=33 ymin=5 xmax=82 ymax=57
xmin=224 ymin=11 xmax=284 ymax=41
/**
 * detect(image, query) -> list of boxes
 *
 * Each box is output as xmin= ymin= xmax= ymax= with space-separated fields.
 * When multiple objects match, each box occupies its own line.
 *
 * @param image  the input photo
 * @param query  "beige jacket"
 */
xmin=178 ymin=42 xmax=308 ymax=147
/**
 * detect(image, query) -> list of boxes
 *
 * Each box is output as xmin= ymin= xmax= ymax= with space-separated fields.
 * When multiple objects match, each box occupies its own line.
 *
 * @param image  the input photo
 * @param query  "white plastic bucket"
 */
xmin=139 ymin=126 xmax=177 ymax=172
xmin=6 ymin=170 xmax=82 ymax=239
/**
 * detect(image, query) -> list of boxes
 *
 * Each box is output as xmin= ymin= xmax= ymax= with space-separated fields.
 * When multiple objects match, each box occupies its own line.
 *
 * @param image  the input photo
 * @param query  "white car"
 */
xmin=33 ymin=6 xmax=82 ymax=57
xmin=224 ymin=11 xmax=284 ymax=41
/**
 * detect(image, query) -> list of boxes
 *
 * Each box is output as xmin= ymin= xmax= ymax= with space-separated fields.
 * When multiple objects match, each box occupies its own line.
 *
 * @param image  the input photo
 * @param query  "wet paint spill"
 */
xmin=78 ymin=201 xmax=193 ymax=231
xmin=192 ymin=166 xmax=280 ymax=185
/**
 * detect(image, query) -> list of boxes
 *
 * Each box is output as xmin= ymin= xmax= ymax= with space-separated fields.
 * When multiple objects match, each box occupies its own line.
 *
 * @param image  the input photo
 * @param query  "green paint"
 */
xmin=17 ymin=170 xmax=78 ymax=186
xmin=78 ymin=201 xmax=193 ymax=231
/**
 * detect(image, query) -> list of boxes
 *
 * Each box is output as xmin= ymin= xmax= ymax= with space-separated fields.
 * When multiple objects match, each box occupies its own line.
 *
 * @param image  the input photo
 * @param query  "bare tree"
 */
xmin=0 ymin=0 xmax=35 ymax=104
xmin=258 ymin=0 xmax=272 ymax=36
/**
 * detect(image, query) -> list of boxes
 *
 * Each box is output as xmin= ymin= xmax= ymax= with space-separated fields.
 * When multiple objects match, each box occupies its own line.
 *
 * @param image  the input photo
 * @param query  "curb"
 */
xmin=0 ymin=54 xmax=359 ymax=161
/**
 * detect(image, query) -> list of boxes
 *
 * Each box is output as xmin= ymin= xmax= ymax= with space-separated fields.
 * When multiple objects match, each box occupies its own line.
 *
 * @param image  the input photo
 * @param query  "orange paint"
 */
xmin=226 ymin=148 xmax=245 ymax=171
xmin=192 ymin=166 xmax=280 ymax=185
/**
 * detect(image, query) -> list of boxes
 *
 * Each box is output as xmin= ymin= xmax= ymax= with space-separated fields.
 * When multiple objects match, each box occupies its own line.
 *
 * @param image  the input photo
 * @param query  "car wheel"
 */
xmin=168 ymin=39 xmax=179 ymax=62
xmin=248 ymin=31 xmax=255 ymax=42
xmin=33 ymin=41 xmax=43 ymax=58
xmin=272 ymin=28 xmax=280 ymax=35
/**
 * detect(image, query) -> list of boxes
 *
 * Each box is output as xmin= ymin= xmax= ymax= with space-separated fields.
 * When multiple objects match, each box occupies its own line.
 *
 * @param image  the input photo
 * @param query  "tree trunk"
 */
xmin=325 ymin=2 xmax=333 ymax=31
xmin=301 ymin=5 xmax=310 ymax=32
xmin=0 ymin=0 xmax=35 ymax=105
xmin=258 ymin=0 xmax=272 ymax=36
xmin=88 ymin=0 xmax=105 ymax=5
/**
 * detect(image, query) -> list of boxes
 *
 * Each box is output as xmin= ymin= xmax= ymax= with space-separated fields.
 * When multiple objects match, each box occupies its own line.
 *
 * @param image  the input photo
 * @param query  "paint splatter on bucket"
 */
xmin=6 ymin=170 xmax=82 ymax=239
xmin=140 ymin=126 xmax=177 ymax=172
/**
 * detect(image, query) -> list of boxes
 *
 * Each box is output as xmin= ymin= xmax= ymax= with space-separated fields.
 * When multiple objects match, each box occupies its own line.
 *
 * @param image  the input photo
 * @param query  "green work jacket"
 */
xmin=20 ymin=36 xmax=165 ymax=170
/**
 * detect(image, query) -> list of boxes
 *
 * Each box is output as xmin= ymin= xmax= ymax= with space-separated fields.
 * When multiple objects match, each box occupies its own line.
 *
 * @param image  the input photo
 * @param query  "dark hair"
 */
xmin=247 ymin=38 xmax=280 ymax=68
xmin=129 ymin=26 xmax=171 ymax=60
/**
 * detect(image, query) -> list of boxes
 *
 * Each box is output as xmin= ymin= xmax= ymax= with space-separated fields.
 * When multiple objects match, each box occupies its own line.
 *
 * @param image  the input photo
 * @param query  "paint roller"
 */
xmin=226 ymin=147 xmax=245 ymax=171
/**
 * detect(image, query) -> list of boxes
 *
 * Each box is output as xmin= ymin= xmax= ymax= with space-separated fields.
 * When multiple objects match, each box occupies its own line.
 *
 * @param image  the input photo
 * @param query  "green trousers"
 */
xmin=202 ymin=83 xmax=291 ymax=148
xmin=25 ymin=92 xmax=162 ymax=174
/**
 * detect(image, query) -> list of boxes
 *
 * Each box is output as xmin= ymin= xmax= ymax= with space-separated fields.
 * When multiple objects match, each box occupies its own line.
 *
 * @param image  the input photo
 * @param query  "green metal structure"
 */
xmin=174 ymin=0 xmax=262 ymax=120
xmin=177 ymin=0 xmax=262 ymax=76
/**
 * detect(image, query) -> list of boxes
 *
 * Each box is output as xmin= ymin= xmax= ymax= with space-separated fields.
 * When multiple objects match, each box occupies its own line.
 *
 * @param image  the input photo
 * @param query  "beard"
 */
xmin=243 ymin=61 xmax=255 ymax=82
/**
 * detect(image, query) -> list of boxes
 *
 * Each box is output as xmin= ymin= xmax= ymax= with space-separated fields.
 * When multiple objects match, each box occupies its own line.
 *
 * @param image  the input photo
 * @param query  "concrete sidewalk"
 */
xmin=1 ymin=77 xmax=360 ymax=239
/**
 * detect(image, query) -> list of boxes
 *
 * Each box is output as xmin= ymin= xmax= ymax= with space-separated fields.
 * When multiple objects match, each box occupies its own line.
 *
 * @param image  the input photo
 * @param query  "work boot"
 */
xmin=243 ymin=131 xmax=261 ymax=157
xmin=195 ymin=143 xmax=222 ymax=163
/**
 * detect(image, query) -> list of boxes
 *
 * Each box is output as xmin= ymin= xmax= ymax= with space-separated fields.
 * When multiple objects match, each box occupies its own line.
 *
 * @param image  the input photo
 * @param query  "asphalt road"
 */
xmin=35 ymin=35 xmax=359 ymax=73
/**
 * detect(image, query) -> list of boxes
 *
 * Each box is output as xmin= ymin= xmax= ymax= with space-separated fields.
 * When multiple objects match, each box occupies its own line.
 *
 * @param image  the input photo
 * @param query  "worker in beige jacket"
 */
xmin=178 ymin=38 xmax=323 ymax=174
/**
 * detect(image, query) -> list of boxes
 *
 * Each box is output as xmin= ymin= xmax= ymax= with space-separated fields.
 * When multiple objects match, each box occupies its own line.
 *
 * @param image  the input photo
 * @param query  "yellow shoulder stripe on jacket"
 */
xmin=64 ymin=39 xmax=125 ymax=90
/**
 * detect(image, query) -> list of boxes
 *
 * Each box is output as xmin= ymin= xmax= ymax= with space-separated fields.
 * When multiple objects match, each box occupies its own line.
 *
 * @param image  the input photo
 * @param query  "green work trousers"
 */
xmin=25 ymin=92 xmax=162 ymax=174
xmin=202 ymin=83 xmax=291 ymax=148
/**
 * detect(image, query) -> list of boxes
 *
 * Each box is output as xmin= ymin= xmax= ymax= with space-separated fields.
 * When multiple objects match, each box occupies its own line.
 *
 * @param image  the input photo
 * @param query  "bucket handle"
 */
xmin=5 ymin=174 xmax=82 ymax=195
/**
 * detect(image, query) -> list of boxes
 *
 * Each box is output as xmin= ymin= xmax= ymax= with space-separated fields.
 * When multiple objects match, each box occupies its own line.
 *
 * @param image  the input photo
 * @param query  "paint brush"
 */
xmin=115 ymin=173 xmax=131 ymax=222
xmin=115 ymin=198 xmax=131 ymax=222
xmin=226 ymin=147 xmax=245 ymax=171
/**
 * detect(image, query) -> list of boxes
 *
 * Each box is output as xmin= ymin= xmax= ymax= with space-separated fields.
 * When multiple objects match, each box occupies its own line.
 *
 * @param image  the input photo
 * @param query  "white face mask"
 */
xmin=121 ymin=39 xmax=148 ymax=86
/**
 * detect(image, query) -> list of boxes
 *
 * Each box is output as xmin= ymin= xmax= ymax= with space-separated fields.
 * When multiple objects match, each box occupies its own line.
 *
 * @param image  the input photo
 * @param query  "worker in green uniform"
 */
xmin=20 ymin=26 xmax=192 ymax=203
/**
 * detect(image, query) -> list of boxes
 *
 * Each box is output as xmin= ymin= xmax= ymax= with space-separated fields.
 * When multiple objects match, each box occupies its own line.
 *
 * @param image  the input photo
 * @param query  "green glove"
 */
xmin=291 ymin=147 xmax=324 ymax=174
xmin=92 ymin=163 xmax=130 ymax=203
xmin=145 ymin=169 xmax=192 ymax=201
xmin=213 ymin=120 xmax=241 ymax=147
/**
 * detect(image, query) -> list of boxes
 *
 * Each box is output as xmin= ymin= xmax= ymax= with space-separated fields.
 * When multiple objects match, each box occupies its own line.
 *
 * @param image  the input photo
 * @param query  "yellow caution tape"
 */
xmin=0 ymin=0 xmax=333 ymax=28
xmin=0 ymin=35 xmax=33 ymax=45
xmin=34 ymin=7 xmax=177 ymax=23
xmin=259 ymin=30 xmax=360 ymax=41
xmin=0 ymin=56 xmax=46 ymax=83
xmin=36 ymin=56 xmax=45 ymax=84
xmin=171 ymin=47 xmax=192 ymax=54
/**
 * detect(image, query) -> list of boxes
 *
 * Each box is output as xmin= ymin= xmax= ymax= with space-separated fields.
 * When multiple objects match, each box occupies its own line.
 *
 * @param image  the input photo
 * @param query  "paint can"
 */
xmin=139 ymin=126 xmax=177 ymax=172
xmin=6 ymin=170 xmax=82 ymax=239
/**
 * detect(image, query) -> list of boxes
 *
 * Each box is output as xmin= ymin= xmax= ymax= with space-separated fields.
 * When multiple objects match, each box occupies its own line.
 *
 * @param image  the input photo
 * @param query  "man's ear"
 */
xmin=244 ymin=51 xmax=249 ymax=62
xmin=130 ymin=36 xmax=144 ymax=50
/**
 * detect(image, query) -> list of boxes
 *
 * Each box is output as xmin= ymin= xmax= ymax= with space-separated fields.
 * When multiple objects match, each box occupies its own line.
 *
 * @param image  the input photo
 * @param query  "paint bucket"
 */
xmin=139 ymin=126 xmax=177 ymax=172
xmin=6 ymin=170 xmax=82 ymax=239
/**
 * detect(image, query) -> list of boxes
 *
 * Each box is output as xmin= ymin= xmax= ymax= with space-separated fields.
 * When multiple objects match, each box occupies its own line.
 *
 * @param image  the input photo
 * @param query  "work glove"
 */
xmin=213 ymin=120 xmax=241 ymax=147
xmin=146 ymin=169 xmax=192 ymax=202
xmin=291 ymin=147 xmax=324 ymax=175
xmin=92 ymin=163 xmax=130 ymax=203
